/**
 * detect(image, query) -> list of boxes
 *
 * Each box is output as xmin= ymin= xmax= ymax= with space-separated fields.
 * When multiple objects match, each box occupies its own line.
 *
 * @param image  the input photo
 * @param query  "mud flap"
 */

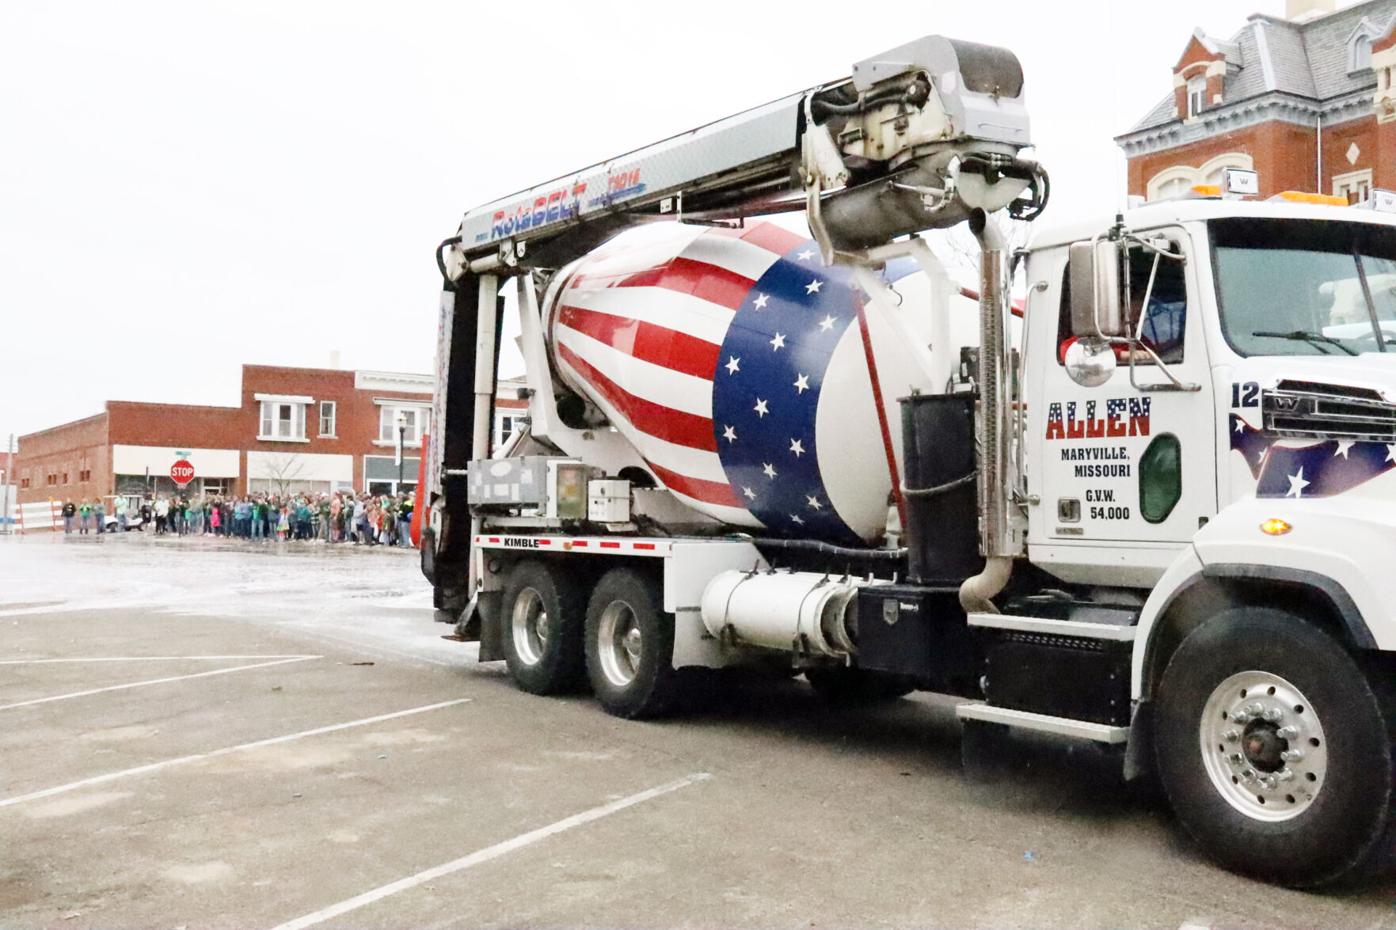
xmin=1122 ymin=700 xmax=1153 ymax=784
xmin=455 ymin=591 xmax=505 ymax=661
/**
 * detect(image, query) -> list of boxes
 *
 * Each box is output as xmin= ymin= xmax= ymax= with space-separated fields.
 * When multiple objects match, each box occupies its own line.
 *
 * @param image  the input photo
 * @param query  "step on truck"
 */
xmin=422 ymin=34 xmax=1396 ymax=886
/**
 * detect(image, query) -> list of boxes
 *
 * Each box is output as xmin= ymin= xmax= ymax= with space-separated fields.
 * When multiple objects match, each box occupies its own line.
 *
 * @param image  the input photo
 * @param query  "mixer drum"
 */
xmin=542 ymin=221 xmax=941 ymax=545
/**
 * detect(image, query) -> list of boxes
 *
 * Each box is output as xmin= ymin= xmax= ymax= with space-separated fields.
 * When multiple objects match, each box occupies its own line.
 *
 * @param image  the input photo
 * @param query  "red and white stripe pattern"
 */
xmin=474 ymin=534 xmax=671 ymax=556
xmin=547 ymin=222 xmax=806 ymax=526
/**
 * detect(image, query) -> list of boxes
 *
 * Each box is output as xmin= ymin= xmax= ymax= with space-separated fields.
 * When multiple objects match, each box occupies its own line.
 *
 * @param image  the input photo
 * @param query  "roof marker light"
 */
xmin=1260 ymin=518 xmax=1292 ymax=537
xmin=1222 ymin=167 xmax=1259 ymax=197
xmin=1268 ymin=190 xmax=1348 ymax=206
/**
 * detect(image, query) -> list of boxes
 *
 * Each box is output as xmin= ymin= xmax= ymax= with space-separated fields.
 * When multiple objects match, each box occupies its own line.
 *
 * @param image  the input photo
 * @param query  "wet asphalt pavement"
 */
xmin=2 ymin=530 xmax=1395 ymax=929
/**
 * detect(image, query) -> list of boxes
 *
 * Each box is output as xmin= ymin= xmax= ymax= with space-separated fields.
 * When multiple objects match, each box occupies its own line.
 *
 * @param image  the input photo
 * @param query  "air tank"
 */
xmin=541 ymin=221 xmax=966 ymax=545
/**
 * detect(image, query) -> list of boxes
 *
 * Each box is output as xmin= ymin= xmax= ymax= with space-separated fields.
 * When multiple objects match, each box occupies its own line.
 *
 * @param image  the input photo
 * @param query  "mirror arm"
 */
xmin=1123 ymin=233 xmax=1186 ymax=262
xmin=1128 ymin=340 xmax=1201 ymax=393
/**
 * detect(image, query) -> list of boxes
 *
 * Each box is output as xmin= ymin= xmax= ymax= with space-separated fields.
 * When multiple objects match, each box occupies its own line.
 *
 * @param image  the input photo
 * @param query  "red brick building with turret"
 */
xmin=1118 ymin=0 xmax=1396 ymax=203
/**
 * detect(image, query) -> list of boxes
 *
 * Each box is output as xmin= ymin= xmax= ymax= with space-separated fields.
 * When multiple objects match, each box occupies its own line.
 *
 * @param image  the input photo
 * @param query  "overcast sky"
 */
xmin=0 ymin=0 xmax=1289 ymax=445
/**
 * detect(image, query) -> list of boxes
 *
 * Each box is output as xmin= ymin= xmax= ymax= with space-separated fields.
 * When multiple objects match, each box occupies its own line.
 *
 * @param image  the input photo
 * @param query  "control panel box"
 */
xmin=587 ymin=479 xmax=631 ymax=523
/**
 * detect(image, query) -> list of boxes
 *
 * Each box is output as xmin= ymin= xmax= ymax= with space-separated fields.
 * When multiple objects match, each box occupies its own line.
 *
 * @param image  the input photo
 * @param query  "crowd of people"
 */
xmin=60 ymin=491 xmax=416 ymax=547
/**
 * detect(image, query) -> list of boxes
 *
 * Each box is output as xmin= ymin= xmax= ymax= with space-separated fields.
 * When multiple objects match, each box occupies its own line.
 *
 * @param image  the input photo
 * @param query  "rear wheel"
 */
xmin=500 ymin=561 xmax=586 ymax=695
xmin=1154 ymin=607 xmax=1395 ymax=886
xmin=584 ymin=567 xmax=679 ymax=719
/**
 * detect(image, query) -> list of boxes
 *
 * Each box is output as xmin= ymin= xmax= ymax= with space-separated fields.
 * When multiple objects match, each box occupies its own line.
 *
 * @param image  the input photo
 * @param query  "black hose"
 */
xmin=750 ymin=537 xmax=907 ymax=562
xmin=436 ymin=236 xmax=463 ymax=289
xmin=809 ymin=81 xmax=923 ymax=122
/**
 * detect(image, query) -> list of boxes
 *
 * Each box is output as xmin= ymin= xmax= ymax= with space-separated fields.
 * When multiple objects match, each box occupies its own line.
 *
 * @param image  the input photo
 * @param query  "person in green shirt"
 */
xmin=397 ymin=494 xmax=413 ymax=548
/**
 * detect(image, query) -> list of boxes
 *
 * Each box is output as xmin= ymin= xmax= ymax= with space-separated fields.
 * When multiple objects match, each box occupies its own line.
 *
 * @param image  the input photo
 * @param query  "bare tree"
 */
xmin=258 ymin=453 xmax=305 ymax=497
xmin=925 ymin=210 xmax=1033 ymax=294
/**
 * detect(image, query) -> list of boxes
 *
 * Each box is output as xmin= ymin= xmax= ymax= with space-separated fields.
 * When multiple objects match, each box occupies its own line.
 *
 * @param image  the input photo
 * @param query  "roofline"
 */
xmin=105 ymin=400 xmax=241 ymax=413
xmin=241 ymin=363 xmax=353 ymax=375
xmin=17 ymin=410 xmax=108 ymax=442
xmin=1115 ymin=87 xmax=1373 ymax=149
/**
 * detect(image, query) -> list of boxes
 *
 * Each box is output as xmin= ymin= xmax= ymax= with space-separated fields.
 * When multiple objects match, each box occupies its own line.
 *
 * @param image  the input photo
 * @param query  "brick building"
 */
xmin=13 ymin=366 xmax=527 ymax=510
xmin=1117 ymin=0 xmax=1396 ymax=202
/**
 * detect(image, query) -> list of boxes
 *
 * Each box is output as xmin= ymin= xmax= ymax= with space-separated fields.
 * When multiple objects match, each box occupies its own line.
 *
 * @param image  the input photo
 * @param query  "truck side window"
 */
xmin=1056 ymin=242 xmax=1186 ymax=365
xmin=1130 ymin=244 xmax=1186 ymax=364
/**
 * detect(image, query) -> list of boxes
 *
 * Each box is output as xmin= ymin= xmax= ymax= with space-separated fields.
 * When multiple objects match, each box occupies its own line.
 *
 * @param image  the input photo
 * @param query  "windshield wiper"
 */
xmin=1251 ymin=330 xmax=1358 ymax=356
xmin=1353 ymin=247 xmax=1389 ymax=352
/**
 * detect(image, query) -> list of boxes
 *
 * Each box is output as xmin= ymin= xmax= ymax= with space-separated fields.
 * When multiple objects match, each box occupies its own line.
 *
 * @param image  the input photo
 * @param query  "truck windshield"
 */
xmin=1210 ymin=217 xmax=1396 ymax=356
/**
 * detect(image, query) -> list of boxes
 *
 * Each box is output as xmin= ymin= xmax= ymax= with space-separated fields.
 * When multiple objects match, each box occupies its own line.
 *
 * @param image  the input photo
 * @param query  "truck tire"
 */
xmin=1153 ymin=606 xmax=1395 ymax=887
xmin=584 ymin=567 xmax=678 ymax=719
xmin=500 ymin=561 xmax=586 ymax=695
xmin=805 ymin=667 xmax=916 ymax=703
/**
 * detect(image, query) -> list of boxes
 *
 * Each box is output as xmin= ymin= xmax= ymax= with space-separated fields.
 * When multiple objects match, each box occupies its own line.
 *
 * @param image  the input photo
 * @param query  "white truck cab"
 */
xmin=1021 ymin=197 xmax=1396 ymax=651
xmin=1003 ymin=196 xmax=1396 ymax=885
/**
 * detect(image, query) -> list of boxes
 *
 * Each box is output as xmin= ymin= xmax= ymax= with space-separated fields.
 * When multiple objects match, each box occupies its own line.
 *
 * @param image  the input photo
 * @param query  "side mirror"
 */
xmin=1069 ymin=240 xmax=1125 ymax=338
xmin=1064 ymin=337 xmax=1117 ymax=388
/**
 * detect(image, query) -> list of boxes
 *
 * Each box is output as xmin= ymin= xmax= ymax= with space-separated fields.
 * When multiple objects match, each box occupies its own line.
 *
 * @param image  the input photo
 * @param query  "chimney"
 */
xmin=328 ymin=350 xmax=341 ymax=369
xmin=1286 ymin=0 xmax=1335 ymax=21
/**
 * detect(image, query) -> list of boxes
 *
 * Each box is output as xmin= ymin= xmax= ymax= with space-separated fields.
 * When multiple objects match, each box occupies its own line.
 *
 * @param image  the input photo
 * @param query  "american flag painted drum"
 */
xmin=543 ymin=221 xmax=942 ymax=546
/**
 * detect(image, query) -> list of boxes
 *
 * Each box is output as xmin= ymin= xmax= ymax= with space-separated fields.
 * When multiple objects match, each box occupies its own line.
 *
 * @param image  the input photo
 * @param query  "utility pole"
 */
xmin=3 ymin=433 xmax=13 ymax=535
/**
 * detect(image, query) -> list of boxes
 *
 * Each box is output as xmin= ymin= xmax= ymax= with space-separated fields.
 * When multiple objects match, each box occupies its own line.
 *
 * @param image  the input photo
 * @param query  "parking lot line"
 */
xmin=0 ymin=655 xmax=320 ymax=664
xmin=0 ymin=656 xmax=321 ymax=711
xmin=0 ymin=698 xmax=471 ymax=810
xmin=267 ymin=772 xmax=713 ymax=930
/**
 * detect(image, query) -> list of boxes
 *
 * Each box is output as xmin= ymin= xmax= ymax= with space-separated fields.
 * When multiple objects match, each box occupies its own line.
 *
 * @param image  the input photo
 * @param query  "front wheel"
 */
xmin=584 ymin=567 xmax=679 ymax=719
xmin=1154 ymin=606 xmax=1395 ymax=886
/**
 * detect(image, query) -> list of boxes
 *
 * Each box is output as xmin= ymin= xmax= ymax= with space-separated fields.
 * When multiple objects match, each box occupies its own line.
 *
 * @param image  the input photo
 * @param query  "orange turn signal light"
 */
xmin=1268 ymin=190 xmax=1349 ymax=206
xmin=1260 ymin=518 xmax=1293 ymax=536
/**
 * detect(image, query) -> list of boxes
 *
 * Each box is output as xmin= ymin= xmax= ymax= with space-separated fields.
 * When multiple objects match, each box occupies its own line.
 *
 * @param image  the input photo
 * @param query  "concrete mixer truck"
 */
xmin=423 ymin=34 xmax=1396 ymax=886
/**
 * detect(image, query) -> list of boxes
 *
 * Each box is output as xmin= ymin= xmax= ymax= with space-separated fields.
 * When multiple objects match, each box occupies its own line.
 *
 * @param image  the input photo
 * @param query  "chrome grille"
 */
xmin=1262 ymin=384 xmax=1396 ymax=442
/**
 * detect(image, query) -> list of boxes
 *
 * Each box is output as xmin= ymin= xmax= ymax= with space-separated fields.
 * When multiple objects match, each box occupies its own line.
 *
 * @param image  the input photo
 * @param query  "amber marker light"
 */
xmin=1260 ymin=518 xmax=1293 ymax=536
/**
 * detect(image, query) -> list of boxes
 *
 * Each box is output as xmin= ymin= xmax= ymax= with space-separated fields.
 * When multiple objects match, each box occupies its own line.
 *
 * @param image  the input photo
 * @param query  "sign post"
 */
xmin=170 ymin=459 xmax=196 ymax=489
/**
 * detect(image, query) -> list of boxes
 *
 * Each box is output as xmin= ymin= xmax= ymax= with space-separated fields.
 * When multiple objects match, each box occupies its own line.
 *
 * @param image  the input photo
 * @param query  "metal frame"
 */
xmin=967 ymin=612 xmax=1137 ymax=642
xmin=956 ymin=702 xmax=1130 ymax=743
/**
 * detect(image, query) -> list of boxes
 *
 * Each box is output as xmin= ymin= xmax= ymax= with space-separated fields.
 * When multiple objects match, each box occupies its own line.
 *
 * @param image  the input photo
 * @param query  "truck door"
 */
xmin=1027 ymin=229 xmax=1217 ymax=553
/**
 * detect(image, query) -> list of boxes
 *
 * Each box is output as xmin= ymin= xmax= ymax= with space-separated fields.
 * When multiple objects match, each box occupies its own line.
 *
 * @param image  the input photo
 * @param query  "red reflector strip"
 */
xmin=474 ymin=536 xmax=667 ymax=553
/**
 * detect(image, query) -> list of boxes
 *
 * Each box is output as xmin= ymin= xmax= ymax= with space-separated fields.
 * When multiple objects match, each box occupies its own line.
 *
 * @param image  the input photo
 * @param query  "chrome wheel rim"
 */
xmin=1199 ymin=670 xmax=1327 ymax=822
xmin=510 ymin=588 xmax=549 ymax=666
xmin=598 ymin=600 xmax=641 ymax=688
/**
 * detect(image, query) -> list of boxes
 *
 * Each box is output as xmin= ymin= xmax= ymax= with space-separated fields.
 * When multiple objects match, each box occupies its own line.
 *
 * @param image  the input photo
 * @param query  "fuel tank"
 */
xmin=541 ymin=221 xmax=958 ymax=545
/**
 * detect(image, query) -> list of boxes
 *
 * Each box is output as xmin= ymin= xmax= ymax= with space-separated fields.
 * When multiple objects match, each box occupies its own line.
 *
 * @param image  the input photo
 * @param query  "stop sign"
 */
xmin=170 ymin=459 xmax=196 ymax=487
